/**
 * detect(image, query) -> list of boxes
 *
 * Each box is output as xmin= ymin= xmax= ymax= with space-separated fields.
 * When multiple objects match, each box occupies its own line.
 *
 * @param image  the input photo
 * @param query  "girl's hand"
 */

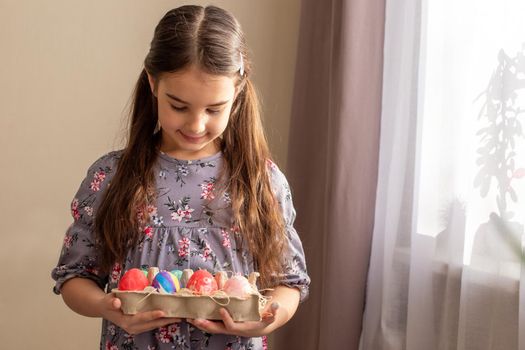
xmin=187 ymin=302 xmax=280 ymax=337
xmin=99 ymin=293 xmax=181 ymax=335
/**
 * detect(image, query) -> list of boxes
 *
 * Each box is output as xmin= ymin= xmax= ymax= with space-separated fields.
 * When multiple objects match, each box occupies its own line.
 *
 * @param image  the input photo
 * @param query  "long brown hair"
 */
xmin=95 ymin=5 xmax=286 ymax=288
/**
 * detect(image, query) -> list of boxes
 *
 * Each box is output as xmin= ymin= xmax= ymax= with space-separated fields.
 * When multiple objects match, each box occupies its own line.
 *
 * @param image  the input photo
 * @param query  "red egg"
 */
xmin=186 ymin=269 xmax=218 ymax=295
xmin=118 ymin=268 xmax=149 ymax=291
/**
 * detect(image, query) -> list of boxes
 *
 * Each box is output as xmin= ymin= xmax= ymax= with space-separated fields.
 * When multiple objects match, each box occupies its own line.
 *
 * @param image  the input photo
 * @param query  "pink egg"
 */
xmin=223 ymin=275 xmax=253 ymax=298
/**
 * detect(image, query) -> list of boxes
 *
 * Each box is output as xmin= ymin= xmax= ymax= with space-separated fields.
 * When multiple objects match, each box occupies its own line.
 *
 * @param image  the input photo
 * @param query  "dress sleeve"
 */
xmin=51 ymin=151 xmax=120 ymax=294
xmin=268 ymin=160 xmax=311 ymax=302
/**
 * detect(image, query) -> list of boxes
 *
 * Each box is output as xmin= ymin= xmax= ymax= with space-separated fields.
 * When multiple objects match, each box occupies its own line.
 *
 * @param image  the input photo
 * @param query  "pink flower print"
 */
xmin=86 ymin=266 xmax=100 ymax=276
xmin=200 ymin=242 xmax=212 ymax=262
xmin=230 ymin=225 xmax=240 ymax=235
xmin=63 ymin=235 xmax=73 ymax=249
xmin=110 ymin=263 xmax=122 ymax=284
xmin=96 ymin=171 xmax=106 ymax=181
xmin=146 ymin=204 xmax=158 ymax=217
xmin=171 ymin=209 xmax=184 ymax=222
xmin=84 ymin=206 xmax=93 ymax=217
xmin=167 ymin=323 xmax=179 ymax=336
xmin=171 ymin=206 xmax=194 ymax=222
xmin=91 ymin=181 xmax=101 ymax=192
xmin=105 ymin=341 xmax=118 ymax=350
xmin=178 ymin=237 xmax=190 ymax=257
xmin=90 ymin=170 xmax=106 ymax=192
xmin=136 ymin=208 xmax=145 ymax=224
xmin=144 ymin=226 xmax=153 ymax=238
xmin=156 ymin=326 xmax=173 ymax=343
xmin=138 ymin=204 xmax=158 ymax=224
xmin=71 ymin=199 xmax=80 ymax=220
xmin=182 ymin=206 xmax=194 ymax=218
xmin=262 ymin=335 xmax=268 ymax=350
xmin=200 ymin=182 xmax=215 ymax=200
xmin=147 ymin=346 xmax=157 ymax=350
xmin=221 ymin=229 xmax=231 ymax=248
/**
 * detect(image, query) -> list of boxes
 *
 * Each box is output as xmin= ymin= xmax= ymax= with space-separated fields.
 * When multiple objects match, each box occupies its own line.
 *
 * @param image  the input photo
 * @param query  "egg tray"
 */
xmin=113 ymin=289 xmax=266 ymax=322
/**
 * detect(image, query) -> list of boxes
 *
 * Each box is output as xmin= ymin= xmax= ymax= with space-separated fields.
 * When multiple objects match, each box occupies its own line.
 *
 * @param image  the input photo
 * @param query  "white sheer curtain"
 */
xmin=360 ymin=0 xmax=525 ymax=349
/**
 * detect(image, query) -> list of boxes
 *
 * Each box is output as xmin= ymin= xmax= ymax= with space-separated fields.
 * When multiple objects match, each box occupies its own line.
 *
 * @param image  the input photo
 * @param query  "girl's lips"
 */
xmin=179 ymin=131 xmax=207 ymax=143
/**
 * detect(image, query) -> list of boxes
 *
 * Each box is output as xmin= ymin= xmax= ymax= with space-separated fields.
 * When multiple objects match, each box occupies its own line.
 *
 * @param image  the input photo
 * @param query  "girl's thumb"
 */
xmin=110 ymin=296 xmax=122 ymax=310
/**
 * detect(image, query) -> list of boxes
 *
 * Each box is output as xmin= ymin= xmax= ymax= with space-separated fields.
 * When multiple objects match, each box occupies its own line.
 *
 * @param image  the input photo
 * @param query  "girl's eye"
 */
xmin=207 ymin=109 xmax=221 ymax=115
xmin=170 ymin=105 xmax=187 ymax=112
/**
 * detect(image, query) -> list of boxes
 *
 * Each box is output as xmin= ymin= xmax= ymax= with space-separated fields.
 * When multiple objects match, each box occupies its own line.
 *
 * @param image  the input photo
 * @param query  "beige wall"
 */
xmin=0 ymin=1 xmax=300 ymax=348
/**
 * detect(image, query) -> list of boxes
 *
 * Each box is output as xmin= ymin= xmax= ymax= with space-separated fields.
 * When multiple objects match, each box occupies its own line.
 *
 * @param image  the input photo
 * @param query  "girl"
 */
xmin=52 ymin=5 xmax=309 ymax=350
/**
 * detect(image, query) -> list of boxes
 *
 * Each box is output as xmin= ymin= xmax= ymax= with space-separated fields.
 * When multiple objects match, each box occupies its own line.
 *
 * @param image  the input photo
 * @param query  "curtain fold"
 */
xmin=273 ymin=0 xmax=385 ymax=349
xmin=359 ymin=0 xmax=423 ymax=348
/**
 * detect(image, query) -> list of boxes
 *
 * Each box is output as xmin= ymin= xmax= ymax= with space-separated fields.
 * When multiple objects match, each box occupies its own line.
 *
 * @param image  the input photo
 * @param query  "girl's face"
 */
xmin=148 ymin=65 xmax=237 ymax=160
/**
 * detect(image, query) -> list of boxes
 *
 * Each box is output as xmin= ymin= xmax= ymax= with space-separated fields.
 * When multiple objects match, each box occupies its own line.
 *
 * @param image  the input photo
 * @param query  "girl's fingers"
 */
xmin=261 ymin=314 xmax=276 ymax=325
xmin=128 ymin=315 xmax=182 ymax=335
xmin=128 ymin=318 xmax=181 ymax=335
xmin=261 ymin=302 xmax=279 ymax=320
xmin=139 ymin=310 xmax=166 ymax=322
xmin=219 ymin=308 xmax=237 ymax=330
xmin=147 ymin=317 xmax=182 ymax=330
xmin=188 ymin=318 xmax=227 ymax=334
xmin=166 ymin=306 xmax=280 ymax=337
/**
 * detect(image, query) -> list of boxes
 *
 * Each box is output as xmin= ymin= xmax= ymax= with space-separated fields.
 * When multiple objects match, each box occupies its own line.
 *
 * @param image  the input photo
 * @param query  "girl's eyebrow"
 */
xmin=165 ymin=93 xmax=229 ymax=107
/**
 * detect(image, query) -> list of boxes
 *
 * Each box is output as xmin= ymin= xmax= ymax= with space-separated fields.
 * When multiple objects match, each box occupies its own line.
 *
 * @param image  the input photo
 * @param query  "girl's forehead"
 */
xmin=160 ymin=66 xmax=235 ymax=87
xmin=158 ymin=66 xmax=236 ymax=104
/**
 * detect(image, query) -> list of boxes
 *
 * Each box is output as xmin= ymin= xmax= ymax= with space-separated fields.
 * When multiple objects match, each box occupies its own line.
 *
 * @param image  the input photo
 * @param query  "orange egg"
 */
xmin=186 ymin=269 xmax=218 ymax=295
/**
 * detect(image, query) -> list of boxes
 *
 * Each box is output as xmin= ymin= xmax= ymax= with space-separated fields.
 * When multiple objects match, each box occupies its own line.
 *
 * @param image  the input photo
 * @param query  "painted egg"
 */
xmin=147 ymin=267 xmax=159 ymax=284
xmin=186 ymin=269 xmax=218 ymax=295
xmin=180 ymin=269 xmax=194 ymax=288
xmin=223 ymin=275 xmax=254 ymax=298
xmin=118 ymin=268 xmax=149 ymax=291
xmin=169 ymin=272 xmax=181 ymax=292
xmin=152 ymin=270 xmax=180 ymax=294
xmin=170 ymin=269 xmax=183 ymax=281
xmin=214 ymin=271 xmax=228 ymax=290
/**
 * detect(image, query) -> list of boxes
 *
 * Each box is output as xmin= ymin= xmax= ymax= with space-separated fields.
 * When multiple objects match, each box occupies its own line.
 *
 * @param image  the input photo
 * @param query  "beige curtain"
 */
xmin=272 ymin=0 xmax=385 ymax=349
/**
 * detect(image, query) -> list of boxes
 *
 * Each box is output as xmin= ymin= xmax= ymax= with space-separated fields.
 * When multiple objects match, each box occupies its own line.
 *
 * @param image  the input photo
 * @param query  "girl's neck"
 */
xmin=159 ymin=138 xmax=222 ymax=161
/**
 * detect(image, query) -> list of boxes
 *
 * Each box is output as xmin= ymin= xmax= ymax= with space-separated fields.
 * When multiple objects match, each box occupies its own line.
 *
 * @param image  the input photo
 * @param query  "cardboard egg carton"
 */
xmin=113 ymin=270 xmax=266 ymax=322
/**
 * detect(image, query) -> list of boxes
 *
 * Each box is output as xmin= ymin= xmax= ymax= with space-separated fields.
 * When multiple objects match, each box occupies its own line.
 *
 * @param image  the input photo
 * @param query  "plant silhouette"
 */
xmin=474 ymin=46 xmax=525 ymax=221
xmin=471 ymin=46 xmax=525 ymax=264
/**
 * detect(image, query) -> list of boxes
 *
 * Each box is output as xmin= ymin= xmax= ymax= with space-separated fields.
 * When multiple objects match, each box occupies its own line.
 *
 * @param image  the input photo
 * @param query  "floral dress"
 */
xmin=51 ymin=150 xmax=310 ymax=350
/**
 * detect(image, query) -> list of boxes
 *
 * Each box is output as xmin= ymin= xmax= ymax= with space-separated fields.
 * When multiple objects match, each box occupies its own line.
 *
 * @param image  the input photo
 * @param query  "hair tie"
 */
xmin=239 ymin=52 xmax=245 ymax=77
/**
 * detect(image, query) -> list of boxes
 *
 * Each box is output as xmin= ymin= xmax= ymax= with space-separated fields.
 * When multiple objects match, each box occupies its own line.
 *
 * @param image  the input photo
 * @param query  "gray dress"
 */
xmin=51 ymin=150 xmax=310 ymax=350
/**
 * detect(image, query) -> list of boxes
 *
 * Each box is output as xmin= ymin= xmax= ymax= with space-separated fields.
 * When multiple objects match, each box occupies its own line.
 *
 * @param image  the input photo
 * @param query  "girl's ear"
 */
xmin=146 ymin=72 xmax=157 ymax=97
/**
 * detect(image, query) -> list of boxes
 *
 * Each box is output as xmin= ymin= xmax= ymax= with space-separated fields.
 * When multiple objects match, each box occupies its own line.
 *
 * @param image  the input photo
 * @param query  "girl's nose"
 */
xmin=186 ymin=113 xmax=207 ymax=134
